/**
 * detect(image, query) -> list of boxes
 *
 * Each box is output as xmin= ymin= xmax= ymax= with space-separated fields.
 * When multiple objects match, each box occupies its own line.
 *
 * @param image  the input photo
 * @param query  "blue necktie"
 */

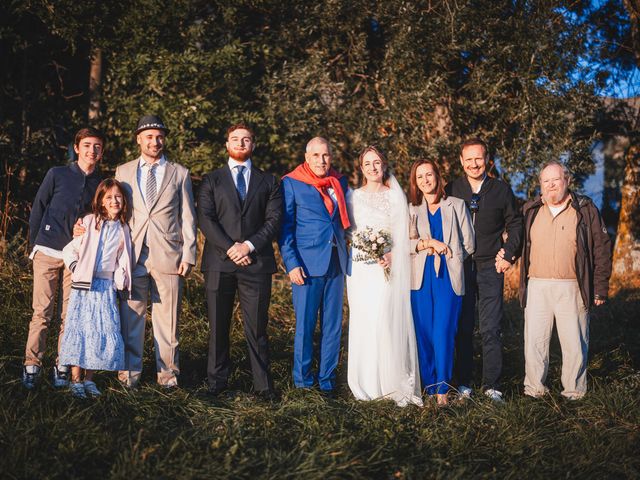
xmin=236 ymin=165 xmax=246 ymax=202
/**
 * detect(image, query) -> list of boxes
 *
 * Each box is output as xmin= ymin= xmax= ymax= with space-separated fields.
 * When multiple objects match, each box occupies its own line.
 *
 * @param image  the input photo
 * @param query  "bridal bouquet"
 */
xmin=352 ymin=226 xmax=392 ymax=281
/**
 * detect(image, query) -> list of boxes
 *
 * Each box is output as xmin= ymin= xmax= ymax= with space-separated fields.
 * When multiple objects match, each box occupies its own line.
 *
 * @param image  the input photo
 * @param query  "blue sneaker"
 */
xmin=70 ymin=382 xmax=87 ymax=399
xmin=52 ymin=365 xmax=70 ymax=388
xmin=83 ymin=381 xmax=101 ymax=397
xmin=22 ymin=365 xmax=41 ymax=390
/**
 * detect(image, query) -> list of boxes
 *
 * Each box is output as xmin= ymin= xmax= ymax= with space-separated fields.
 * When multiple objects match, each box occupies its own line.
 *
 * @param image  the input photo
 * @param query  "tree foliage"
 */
xmin=0 ymin=0 xmax=630 ymax=238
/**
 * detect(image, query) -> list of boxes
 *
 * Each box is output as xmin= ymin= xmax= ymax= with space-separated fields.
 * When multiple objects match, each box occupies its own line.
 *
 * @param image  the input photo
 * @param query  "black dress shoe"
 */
xmin=208 ymin=385 xmax=229 ymax=397
xmin=319 ymin=389 xmax=335 ymax=399
xmin=255 ymin=389 xmax=280 ymax=402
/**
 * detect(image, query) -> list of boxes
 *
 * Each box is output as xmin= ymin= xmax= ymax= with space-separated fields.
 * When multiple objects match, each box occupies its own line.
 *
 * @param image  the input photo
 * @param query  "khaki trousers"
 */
xmin=118 ymin=248 xmax=183 ymax=387
xmin=24 ymin=251 xmax=72 ymax=367
xmin=524 ymin=278 xmax=589 ymax=399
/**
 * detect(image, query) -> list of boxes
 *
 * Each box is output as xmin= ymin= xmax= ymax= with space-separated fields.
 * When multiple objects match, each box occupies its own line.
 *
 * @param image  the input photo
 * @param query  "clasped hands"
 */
xmin=494 ymin=248 xmax=512 ymax=274
xmin=227 ymin=242 xmax=253 ymax=267
xmin=417 ymin=238 xmax=451 ymax=257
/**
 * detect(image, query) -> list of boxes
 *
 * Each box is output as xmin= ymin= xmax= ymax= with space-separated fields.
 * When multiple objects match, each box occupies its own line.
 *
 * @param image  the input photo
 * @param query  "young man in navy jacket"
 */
xmin=22 ymin=127 xmax=104 ymax=389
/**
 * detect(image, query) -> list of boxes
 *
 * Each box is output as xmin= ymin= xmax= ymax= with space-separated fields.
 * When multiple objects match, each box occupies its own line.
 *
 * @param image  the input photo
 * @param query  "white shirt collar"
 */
xmin=138 ymin=155 xmax=166 ymax=168
xmin=469 ymin=174 xmax=487 ymax=194
xmin=228 ymin=157 xmax=251 ymax=171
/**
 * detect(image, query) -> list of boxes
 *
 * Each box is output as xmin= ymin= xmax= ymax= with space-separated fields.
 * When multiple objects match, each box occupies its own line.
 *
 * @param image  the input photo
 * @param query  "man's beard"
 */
xmin=228 ymin=148 xmax=251 ymax=162
xmin=145 ymin=146 xmax=163 ymax=159
xmin=544 ymin=190 xmax=568 ymax=206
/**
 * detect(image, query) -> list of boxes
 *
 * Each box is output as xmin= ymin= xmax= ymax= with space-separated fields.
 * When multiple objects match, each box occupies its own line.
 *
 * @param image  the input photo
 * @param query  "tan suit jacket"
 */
xmin=115 ymin=158 xmax=196 ymax=273
xmin=409 ymin=196 xmax=475 ymax=295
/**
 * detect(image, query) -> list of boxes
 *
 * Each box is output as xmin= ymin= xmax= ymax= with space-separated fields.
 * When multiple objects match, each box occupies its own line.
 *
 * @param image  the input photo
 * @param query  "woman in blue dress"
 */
xmin=408 ymin=160 xmax=475 ymax=405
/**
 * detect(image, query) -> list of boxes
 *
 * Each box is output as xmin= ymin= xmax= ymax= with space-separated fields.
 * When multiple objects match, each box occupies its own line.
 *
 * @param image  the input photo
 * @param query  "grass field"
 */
xmin=1 ymin=241 xmax=639 ymax=479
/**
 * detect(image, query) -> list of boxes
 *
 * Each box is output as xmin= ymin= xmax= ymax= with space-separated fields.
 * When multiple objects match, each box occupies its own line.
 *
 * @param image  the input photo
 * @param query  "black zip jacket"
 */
xmin=445 ymin=176 xmax=523 ymax=267
xmin=29 ymin=162 xmax=102 ymax=250
xmin=518 ymin=192 xmax=612 ymax=310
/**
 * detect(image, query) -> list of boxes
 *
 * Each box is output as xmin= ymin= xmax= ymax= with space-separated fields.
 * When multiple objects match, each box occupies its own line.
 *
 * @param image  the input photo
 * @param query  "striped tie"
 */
xmin=146 ymin=163 xmax=158 ymax=207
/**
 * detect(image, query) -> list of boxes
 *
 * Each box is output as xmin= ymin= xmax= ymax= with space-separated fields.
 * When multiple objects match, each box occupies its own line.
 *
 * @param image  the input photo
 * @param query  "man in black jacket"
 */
xmin=22 ymin=127 xmax=104 ymax=389
xmin=445 ymin=138 xmax=523 ymax=402
xmin=197 ymin=124 xmax=282 ymax=400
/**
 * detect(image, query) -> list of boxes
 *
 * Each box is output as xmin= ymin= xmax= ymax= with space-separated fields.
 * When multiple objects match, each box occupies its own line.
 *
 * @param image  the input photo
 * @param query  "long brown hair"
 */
xmin=358 ymin=145 xmax=390 ymax=187
xmin=92 ymin=178 xmax=128 ymax=229
xmin=408 ymin=159 xmax=447 ymax=206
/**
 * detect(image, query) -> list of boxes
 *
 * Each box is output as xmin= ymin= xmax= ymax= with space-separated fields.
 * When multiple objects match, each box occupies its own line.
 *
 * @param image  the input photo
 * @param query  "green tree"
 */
xmin=0 ymin=0 xmax=629 ymax=244
xmin=571 ymin=0 xmax=640 ymax=286
xmin=259 ymin=0 xmax=598 ymax=192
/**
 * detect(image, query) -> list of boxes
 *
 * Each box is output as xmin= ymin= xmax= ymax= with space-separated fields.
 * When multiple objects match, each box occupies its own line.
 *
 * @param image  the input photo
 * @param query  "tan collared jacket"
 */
xmin=115 ymin=158 xmax=197 ymax=274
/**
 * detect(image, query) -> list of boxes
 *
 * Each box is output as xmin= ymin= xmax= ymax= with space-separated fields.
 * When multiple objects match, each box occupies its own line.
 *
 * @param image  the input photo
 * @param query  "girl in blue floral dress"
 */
xmin=59 ymin=179 xmax=133 ymax=398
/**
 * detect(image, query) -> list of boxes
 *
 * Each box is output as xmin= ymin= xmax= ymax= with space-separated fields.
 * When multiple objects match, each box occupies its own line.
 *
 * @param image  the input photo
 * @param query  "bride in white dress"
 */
xmin=346 ymin=146 xmax=423 ymax=407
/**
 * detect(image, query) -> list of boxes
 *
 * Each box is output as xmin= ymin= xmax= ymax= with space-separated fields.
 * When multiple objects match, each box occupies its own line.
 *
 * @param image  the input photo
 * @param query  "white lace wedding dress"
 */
xmin=346 ymin=176 xmax=423 ymax=407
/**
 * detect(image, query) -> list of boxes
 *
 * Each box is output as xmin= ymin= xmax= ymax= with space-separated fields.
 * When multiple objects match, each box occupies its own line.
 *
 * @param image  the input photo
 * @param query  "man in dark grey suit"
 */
xmin=197 ymin=124 xmax=282 ymax=400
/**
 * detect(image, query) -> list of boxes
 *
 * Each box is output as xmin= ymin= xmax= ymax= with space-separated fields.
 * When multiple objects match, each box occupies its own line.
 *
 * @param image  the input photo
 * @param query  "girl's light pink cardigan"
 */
xmin=62 ymin=213 xmax=133 ymax=297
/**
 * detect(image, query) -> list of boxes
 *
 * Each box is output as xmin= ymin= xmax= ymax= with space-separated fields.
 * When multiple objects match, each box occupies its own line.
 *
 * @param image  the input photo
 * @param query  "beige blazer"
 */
xmin=409 ymin=196 xmax=475 ymax=295
xmin=115 ymin=158 xmax=197 ymax=274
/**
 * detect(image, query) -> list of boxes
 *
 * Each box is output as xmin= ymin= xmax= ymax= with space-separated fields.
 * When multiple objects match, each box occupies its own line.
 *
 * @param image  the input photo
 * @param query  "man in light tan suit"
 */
xmin=115 ymin=115 xmax=197 ymax=387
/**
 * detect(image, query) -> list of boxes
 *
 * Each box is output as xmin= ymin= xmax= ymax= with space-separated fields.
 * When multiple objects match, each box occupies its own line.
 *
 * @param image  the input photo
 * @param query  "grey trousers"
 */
xmin=524 ymin=278 xmax=589 ymax=399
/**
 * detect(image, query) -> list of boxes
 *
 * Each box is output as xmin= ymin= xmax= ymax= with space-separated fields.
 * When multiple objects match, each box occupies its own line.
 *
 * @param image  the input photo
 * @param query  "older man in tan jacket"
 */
xmin=514 ymin=161 xmax=611 ymax=400
xmin=115 ymin=115 xmax=196 ymax=388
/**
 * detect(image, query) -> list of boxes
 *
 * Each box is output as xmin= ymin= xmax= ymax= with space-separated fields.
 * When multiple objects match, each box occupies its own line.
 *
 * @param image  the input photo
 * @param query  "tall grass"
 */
xmin=1 ymin=243 xmax=638 ymax=479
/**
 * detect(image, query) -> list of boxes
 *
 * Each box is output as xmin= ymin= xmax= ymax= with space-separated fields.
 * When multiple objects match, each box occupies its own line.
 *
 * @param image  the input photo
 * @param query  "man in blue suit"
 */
xmin=279 ymin=137 xmax=351 ymax=397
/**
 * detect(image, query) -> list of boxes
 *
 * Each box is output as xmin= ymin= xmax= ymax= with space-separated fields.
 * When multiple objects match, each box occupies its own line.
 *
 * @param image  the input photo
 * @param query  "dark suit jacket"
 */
xmin=198 ymin=164 xmax=282 ymax=274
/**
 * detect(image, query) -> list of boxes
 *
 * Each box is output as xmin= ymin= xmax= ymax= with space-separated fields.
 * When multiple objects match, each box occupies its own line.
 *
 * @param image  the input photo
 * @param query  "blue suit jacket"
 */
xmin=279 ymin=176 xmax=349 ymax=277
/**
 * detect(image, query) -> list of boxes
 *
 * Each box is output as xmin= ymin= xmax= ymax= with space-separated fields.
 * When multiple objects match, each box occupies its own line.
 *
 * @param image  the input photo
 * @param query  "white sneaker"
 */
xmin=563 ymin=394 xmax=584 ymax=402
xmin=458 ymin=385 xmax=473 ymax=399
xmin=83 ymin=381 xmax=101 ymax=397
xmin=70 ymin=382 xmax=87 ymax=399
xmin=52 ymin=365 xmax=70 ymax=388
xmin=484 ymin=388 xmax=504 ymax=403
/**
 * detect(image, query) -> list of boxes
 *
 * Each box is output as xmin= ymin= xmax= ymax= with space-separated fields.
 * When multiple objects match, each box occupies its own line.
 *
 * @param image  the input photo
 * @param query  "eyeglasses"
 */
xmin=470 ymin=193 xmax=480 ymax=214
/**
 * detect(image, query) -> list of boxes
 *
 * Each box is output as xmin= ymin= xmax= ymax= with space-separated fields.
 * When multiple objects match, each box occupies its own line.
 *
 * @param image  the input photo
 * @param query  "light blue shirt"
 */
xmin=137 ymin=156 xmax=167 ymax=203
xmin=227 ymin=157 xmax=252 ymax=190
xmin=95 ymin=220 xmax=123 ymax=274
